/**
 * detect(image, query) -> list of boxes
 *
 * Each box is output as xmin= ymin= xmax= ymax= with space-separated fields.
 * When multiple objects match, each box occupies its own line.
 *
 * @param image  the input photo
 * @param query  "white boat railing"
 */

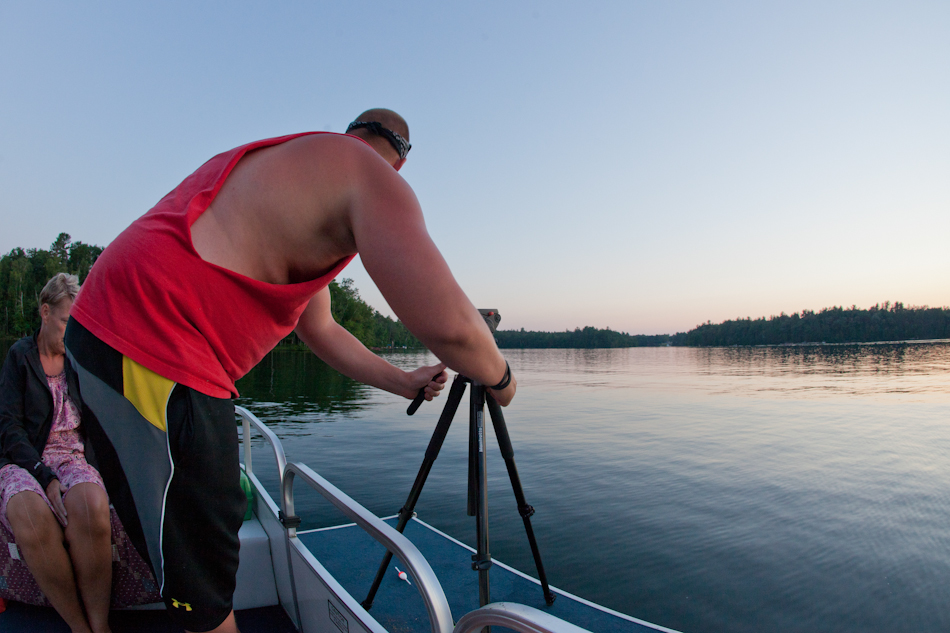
xmin=235 ymin=406 xmax=302 ymax=627
xmin=453 ymin=603 xmax=593 ymax=633
xmin=235 ymin=409 xmax=600 ymax=633
xmin=282 ymin=461 xmax=455 ymax=633
xmin=236 ymin=405 xmax=288 ymax=482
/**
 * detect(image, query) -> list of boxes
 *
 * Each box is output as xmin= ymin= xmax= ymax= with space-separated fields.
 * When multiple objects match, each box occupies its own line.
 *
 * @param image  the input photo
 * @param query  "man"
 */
xmin=65 ymin=109 xmax=516 ymax=633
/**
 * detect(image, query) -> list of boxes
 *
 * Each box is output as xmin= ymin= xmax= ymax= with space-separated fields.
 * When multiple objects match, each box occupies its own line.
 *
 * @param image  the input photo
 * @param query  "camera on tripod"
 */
xmin=478 ymin=308 xmax=501 ymax=334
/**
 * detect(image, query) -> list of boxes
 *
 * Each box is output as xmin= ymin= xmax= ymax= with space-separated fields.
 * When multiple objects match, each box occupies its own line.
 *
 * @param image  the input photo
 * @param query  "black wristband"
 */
xmin=489 ymin=361 xmax=512 ymax=391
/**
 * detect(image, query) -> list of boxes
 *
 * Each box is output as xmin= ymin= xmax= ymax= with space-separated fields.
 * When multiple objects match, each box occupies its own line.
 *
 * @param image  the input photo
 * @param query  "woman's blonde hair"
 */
xmin=39 ymin=272 xmax=80 ymax=310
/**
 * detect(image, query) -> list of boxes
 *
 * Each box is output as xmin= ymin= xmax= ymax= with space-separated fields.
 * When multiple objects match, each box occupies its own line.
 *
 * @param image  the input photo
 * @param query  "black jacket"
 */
xmin=0 ymin=332 xmax=92 ymax=490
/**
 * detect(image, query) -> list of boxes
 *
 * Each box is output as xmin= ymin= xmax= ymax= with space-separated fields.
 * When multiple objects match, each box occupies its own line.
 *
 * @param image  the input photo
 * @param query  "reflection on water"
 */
xmin=505 ymin=342 xmax=950 ymax=401
xmin=235 ymin=348 xmax=379 ymax=421
xmin=693 ymin=343 xmax=950 ymax=398
xmin=234 ymin=342 xmax=950 ymax=633
xmin=1 ymin=340 xmax=919 ymax=631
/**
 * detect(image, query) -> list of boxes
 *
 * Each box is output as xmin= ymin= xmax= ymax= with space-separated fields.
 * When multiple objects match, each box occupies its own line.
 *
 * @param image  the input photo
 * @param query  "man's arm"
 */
xmin=295 ymin=287 xmax=447 ymax=400
xmin=345 ymin=149 xmax=516 ymax=405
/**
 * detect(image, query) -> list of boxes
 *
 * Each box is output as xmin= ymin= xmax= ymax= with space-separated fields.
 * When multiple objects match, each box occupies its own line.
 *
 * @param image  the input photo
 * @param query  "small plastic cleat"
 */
xmin=395 ymin=566 xmax=412 ymax=585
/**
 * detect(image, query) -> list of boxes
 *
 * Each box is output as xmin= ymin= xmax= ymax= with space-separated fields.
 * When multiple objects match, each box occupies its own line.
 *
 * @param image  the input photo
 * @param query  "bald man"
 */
xmin=66 ymin=109 xmax=516 ymax=633
xmin=344 ymin=107 xmax=412 ymax=170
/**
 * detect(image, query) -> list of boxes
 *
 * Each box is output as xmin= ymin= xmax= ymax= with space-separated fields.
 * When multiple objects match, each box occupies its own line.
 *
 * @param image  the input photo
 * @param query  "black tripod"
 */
xmin=362 ymin=311 xmax=556 ymax=611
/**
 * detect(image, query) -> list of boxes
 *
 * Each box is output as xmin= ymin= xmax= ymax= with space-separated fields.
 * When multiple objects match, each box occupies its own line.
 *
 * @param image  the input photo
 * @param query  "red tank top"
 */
xmin=72 ymin=132 xmax=356 ymax=398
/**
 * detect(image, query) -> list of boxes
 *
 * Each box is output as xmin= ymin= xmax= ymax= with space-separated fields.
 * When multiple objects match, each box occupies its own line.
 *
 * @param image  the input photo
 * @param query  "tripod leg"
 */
xmin=467 ymin=391 xmax=478 ymax=517
xmin=486 ymin=396 xmax=557 ymax=606
xmin=361 ymin=375 xmax=468 ymax=610
xmin=470 ymin=384 xmax=492 ymax=610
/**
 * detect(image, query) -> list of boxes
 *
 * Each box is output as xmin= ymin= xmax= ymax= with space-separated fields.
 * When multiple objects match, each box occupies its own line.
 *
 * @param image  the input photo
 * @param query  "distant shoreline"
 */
xmin=4 ymin=236 xmax=946 ymax=351
xmin=3 ymin=337 xmax=949 ymax=355
xmin=677 ymin=304 xmax=950 ymax=347
xmin=372 ymin=338 xmax=950 ymax=351
xmin=695 ymin=338 xmax=950 ymax=349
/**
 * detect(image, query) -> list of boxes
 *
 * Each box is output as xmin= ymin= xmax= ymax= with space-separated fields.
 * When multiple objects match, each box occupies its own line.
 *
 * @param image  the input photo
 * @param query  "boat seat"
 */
xmin=1 ymin=503 xmax=277 ymax=612
xmin=233 ymin=515 xmax=280 ymax=609
xmin=0 ymin=507 xmax=161 ymax=608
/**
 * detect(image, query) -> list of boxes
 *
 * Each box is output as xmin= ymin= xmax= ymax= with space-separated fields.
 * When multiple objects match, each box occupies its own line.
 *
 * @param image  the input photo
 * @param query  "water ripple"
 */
xmin=236 ymin=343 xmax=950 ymax=633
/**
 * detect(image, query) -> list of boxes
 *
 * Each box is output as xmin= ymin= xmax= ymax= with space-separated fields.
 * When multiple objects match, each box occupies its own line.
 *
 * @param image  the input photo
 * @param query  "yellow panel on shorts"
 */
xmin=122 ymin=356 xmax=175 ymax=432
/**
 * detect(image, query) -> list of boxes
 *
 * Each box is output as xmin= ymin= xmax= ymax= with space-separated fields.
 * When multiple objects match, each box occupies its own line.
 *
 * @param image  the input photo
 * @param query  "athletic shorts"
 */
xmin=65 ymin=318 xmax=246 ymax=632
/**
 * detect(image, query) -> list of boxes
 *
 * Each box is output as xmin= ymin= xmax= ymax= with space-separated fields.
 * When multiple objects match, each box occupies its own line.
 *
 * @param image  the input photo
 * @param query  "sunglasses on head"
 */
xmin=346 ymin=120 xmax=411 ymax=160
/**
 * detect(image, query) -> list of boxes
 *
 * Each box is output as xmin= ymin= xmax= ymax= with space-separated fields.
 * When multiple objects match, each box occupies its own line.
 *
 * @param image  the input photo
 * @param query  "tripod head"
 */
xmin=478 ymin=309 xmax=501 ymax=333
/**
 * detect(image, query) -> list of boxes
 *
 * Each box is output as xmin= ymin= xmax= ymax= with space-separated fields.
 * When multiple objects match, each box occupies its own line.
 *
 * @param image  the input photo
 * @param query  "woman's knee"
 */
xmin=6 ymin=491 xmax=62 ymax=547
xmin=64 ymin=483 xmax=111 ymax=538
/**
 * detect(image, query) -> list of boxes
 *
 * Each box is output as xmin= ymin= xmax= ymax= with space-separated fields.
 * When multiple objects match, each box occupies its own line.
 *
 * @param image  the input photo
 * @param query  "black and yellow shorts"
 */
xmin=66 ymin=318 xmax=245 ymax=632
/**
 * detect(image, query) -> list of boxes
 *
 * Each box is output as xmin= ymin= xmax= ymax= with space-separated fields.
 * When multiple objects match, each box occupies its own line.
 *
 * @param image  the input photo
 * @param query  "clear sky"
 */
xmin=2 ymin=2 xmax=948 ymax=335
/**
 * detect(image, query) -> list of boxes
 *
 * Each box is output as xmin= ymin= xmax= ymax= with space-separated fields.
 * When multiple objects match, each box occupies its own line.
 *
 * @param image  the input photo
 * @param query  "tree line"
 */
xmin=0 ymin=236 xmax=669 ymax=350
xmin=495 ymin=327 xmax=671 ymax=348
xmin=280 ymin=277 xmax=421 ymax=349
xmin=0 ymin=234 xmax=420 ymax=349
xmin=0 ymin=233 xmax=103 ymax=338
xmin=4 ymin=236 xmax=947 ymax=349
xmin=675 ymin=303 xmax=950 ymax=347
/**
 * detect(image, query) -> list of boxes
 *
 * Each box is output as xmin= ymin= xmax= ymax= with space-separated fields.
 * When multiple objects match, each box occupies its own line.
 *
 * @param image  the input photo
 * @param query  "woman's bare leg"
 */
xmin=63 ymin=483 xmax=113 ymax=633
xmin=6 ymin=490 xmax=93 ymax=633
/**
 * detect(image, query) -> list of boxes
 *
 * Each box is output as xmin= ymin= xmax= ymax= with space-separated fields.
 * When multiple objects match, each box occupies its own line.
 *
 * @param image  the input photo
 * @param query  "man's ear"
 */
xmin=393 ymin=157 xmax=407 ymax=172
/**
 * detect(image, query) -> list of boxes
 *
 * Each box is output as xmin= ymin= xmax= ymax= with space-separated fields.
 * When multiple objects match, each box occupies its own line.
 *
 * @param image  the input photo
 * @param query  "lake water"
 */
xmin=5 ymin=334 xmax=943 ymax=632
xmin=1 ymin=336 xmax=947 ymax=631
xmin=234 ymin=343 xmax=950 ymax=632
xmin=3 ymin=337 xmax=946 ymax=631
xmin=234 ymin=343 xmax=950 ymax=633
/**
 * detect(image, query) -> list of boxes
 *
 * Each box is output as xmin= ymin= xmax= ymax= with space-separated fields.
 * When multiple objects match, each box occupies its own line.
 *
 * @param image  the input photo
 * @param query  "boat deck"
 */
xmin=1 ymin=514 xmax=676 ymax=633
xmin=2 ymin=404 xmax=680 ymax=633
xmin=0 ymin=602 xmax=297 ymax=633
xmin=298 ymin=516 xmax=676 ymax=633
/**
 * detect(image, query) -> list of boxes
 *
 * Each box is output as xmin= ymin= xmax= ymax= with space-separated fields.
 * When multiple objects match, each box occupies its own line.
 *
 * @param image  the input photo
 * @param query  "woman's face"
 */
xmin=40 ymin=298 xmax=73 ymax=353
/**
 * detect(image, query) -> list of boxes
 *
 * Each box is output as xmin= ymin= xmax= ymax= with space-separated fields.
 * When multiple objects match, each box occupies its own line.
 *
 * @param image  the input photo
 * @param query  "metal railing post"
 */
xmin=235 ymin=405 xmax=287 ymax=482
xmin=453 ymin=603 xmax=592 ymax=633
xmin=281 ymin=462 xmax=455 ymax=633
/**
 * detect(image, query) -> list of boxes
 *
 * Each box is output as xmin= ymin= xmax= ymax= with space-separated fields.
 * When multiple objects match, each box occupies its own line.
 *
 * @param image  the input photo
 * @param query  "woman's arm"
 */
xmin=0 ymin=343 xmax=58 ymax=489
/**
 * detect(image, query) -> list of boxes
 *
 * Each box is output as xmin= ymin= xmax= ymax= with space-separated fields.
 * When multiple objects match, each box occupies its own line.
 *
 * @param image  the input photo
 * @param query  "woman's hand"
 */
xmin=45 ymin=479 xmax=68 ymax=526
xmin=407 ymin=363 xmax=448 ymax=401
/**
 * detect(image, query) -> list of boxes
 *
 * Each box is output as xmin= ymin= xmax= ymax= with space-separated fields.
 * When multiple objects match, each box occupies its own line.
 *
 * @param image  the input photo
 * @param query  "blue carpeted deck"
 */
xmin=1 ymin=516 xmax=676 ymax=633
xmin=298 ymin=517 xmax=675 ymax=633
xmin=0 ymin=602 xmax=296 ymax=633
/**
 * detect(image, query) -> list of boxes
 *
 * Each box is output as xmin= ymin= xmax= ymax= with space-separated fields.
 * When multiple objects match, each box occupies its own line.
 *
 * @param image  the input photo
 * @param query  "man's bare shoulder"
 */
xmin=193 ymin=133 xmax=394 ymax=283
xmin=258 ymin=132 xmax=381 ymax=178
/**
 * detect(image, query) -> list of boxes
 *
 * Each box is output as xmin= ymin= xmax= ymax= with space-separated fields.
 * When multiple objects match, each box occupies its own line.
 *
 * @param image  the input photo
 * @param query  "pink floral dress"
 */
xmin=0 ymin=371 xmax=106 ymax=532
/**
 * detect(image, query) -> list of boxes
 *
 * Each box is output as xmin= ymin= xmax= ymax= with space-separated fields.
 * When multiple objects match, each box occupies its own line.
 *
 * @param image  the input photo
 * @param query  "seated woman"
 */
xmin=0 ymin=273 xmax=112 ymax=633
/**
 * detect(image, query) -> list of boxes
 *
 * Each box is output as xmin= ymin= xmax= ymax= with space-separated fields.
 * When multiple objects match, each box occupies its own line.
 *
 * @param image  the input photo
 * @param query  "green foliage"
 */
xmin=330 ymin=278 xmax=421 ymax=348
xmin=678 ymin=303 xmax=950 ymax=346
xmin=279 ymin=278 xmax=421 ymax=349
xmin=0 ymin=233 xmax=103 ymax=338
xmin=286 ymin=280 xmax=675 ymax=350
xmin=0 ymin=234 xmax=419 ymax=351
xmin=235 ymin=348 xmax=371 ymax=415
xmin=16 ymin=238 xmax=932 ymax=351
xmin=495 ymin=327 xmax=671 ymax=348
